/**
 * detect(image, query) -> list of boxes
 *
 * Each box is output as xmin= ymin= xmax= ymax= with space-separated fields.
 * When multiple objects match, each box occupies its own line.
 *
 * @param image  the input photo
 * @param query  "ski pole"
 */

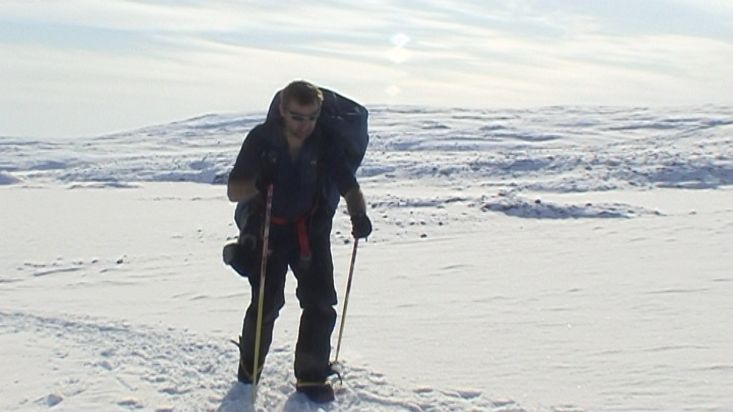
xmin=334 ymin=237 xmax=359 ymax=364
xmin=252 ymin=184 xmax=273 ymax=403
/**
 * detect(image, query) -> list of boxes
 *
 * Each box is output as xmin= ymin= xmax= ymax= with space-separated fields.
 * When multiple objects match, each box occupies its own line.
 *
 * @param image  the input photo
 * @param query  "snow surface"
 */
xmin=1 ymin=105 xmax=732 ymax=411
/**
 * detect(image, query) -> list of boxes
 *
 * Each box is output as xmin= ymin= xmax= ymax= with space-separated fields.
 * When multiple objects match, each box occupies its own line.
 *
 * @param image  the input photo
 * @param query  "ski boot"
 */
xmin=296 ymin=381 xmax=335 ymax=403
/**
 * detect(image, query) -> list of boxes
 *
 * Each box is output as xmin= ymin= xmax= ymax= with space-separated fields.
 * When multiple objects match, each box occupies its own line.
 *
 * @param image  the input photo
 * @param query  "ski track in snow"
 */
xmin=0 ymin=310 xmax=519 ymax=411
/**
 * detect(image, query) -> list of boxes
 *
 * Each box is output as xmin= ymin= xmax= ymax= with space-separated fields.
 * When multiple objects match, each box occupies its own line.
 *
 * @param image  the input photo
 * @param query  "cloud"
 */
xmin=0 ymin=36 xmax=406 ymax=137
xmin=0 ymin=0 xmax=254 ymax=32
xmin=1 ymin=1 xmax=732 ymax=137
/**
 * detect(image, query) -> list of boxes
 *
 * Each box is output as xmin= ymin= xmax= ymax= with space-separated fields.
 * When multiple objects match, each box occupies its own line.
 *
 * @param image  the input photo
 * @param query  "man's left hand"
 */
xmin=351 ymin=213 xmax=372 ymax=239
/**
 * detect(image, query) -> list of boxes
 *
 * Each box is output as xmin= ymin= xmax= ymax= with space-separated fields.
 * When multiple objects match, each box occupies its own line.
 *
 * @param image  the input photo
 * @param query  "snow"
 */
xmin=1 ymin=105 xmax=732 ymax=411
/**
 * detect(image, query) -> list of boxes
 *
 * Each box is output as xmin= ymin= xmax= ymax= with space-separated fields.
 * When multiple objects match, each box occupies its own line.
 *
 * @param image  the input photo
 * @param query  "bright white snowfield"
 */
xmin=1 ymin=106 xmax=732 ymax=412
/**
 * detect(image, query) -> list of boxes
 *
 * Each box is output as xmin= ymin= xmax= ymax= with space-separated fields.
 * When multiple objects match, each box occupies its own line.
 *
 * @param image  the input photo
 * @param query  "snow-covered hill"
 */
xmin=1 ymin=106 xmax=732 ymax=411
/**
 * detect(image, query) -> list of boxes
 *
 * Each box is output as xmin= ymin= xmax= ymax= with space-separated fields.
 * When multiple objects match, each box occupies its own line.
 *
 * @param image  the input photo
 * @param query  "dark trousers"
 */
xmin=239 ymin=208 xmax=337 ymax=382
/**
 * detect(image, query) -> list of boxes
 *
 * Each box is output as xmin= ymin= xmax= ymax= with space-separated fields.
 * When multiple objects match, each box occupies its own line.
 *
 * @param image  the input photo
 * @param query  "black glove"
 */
xmin=238 ymin=196 xmax=265 ymax=251
xmin=350 ymin=213 xmax=372 ymax=239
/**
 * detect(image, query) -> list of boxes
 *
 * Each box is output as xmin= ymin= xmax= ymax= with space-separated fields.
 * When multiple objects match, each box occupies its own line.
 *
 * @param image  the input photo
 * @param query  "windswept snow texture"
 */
xmin=481 ymin=191 xmax=663 ymax=219
xmin=1 ymin=106 xmax=731 ymax=194
xmin=0 ymin=170 xmax=21 ymax=185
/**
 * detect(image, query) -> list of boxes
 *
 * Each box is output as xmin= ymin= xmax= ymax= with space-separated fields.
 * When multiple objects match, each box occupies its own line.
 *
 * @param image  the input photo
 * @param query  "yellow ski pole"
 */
xmin=334 ymin=237 xmax=359 ymax=364
xmin=251 ymin=184 xmax=273 ymax=404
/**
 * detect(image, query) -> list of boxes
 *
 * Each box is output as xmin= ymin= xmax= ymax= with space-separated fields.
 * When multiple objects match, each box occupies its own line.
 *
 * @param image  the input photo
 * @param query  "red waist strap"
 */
xmin=270 ymin=214 xmax=311 ymax=261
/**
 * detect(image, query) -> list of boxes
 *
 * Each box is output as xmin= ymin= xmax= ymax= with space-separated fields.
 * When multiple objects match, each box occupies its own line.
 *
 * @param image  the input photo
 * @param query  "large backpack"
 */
xmin=266 ymin=88 xmax=369 ymax=211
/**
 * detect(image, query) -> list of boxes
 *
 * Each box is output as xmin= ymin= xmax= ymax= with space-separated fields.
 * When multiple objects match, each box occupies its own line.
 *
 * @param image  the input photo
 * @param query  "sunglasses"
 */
xmin=286 ymin=110 xmax=320 ymax=123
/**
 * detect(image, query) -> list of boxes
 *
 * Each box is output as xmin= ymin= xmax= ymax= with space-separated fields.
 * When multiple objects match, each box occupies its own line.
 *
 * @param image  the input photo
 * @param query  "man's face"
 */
xmin=280 ymin=101 xmax=321 ymax=141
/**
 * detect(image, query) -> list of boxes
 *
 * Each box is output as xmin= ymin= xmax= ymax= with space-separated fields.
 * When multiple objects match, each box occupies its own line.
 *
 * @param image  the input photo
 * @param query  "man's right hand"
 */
xmin=239 ymin=195 xmax=265 ymax=242
xmin=238 ymin=231 xmax=259 ymax=251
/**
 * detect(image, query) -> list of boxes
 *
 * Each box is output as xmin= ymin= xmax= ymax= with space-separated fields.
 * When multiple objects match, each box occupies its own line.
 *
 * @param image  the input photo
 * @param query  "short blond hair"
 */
xmin=281 ymin=80 xmax=323 ymax=107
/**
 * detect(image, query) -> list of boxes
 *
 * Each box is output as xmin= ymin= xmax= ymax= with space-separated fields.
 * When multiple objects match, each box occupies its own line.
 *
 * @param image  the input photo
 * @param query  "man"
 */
xmin=225 ymin=80 xmax=372 ymax=403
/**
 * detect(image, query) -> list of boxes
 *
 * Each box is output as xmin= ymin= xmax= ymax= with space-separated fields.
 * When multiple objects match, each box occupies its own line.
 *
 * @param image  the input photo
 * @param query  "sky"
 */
xmin=1 ymin=0 xmax=732 ymax=138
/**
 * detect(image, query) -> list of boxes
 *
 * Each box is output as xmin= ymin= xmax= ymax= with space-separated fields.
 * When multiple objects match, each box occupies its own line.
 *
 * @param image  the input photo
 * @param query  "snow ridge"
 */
xmin=1 ymin=106 xmax=731 ymax=193
xmin=481 ymin=191 xmax=662 ymax=219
